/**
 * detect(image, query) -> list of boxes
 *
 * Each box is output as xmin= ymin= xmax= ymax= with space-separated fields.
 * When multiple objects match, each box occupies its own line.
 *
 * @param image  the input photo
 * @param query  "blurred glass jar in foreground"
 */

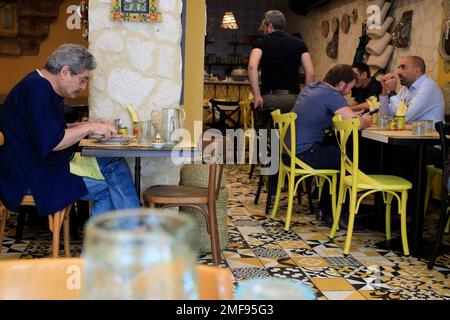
xmin=82 ymin=209 xmax=198 ymax=300
xmin=235 ymin=278 xmax=315 ymax=300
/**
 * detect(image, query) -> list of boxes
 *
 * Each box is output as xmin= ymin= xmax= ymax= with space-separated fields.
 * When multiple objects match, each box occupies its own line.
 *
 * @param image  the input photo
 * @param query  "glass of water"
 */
xmin=412 ymin=121 xmax=426 ymax=136
xmin=81 ymin=209 xmax=198 ymax=300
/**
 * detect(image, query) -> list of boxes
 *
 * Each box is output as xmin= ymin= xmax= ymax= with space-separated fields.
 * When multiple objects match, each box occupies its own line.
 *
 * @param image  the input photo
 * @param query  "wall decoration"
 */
xmin=341 ymin=13 xmax=350 ymax=33
xmin=392 ymin=10 xmax=413 ymax=48
xmin=78 ymin=0 xmax=88 ymax=39
xmin=440 ymin=0 xmax=450 ymax=72
xmin=330 ymin=16 xmax=339 ymax=34
xmin=321 ymin=20 xmax=329 ymax=38
xmin=111 ymin=0 xmax=161 ymax=22
xmin=0 ymin=3 xmax=18 ymax=36
xmin=351 ymin=9 xmax=358 ymax=23
xmin=326 ymin=18 xmax=339 ymax=59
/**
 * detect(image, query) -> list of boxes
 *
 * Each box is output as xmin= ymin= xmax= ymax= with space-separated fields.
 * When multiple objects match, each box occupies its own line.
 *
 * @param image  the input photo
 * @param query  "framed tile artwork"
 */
xmin=111 ymin=0 xmax=161 ymax=22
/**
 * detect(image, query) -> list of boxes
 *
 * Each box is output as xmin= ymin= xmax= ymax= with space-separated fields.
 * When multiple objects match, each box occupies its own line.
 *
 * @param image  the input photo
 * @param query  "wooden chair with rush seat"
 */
xmin=0 ymin=130 xmax=72 ymax=258
xmin=330 ymin=116 xmax=412 ymax=255
xmin=143 ymin=134 xmax=224 ymax=266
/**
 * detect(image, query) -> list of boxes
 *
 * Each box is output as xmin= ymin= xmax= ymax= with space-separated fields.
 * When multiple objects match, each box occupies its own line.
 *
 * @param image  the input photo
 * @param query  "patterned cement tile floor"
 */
xmin=1 ymin=165 xmax=450 ymax=300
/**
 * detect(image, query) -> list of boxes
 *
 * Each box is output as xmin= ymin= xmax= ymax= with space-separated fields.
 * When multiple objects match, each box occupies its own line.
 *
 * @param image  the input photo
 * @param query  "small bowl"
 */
xmin=152 ymin=142 xmax=165 ymax=150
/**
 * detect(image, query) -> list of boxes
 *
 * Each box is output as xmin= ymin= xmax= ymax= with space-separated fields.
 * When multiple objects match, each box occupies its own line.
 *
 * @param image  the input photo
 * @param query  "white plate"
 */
xmin=96 ymin=137 xmax=132 ymax=145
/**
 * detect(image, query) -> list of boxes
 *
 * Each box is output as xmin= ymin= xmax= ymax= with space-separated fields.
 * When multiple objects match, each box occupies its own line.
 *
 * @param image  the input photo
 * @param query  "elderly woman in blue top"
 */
xmin=0 ymin=44 xmax=140 ymax=217
xmin=379 ymin=56 xmax=445 ymax=124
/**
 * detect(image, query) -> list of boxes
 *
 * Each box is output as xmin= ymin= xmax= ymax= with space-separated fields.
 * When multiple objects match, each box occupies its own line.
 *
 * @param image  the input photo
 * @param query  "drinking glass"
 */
xmin=378 ymin=116 xmax=389 ymax=130
xmin=81 ymin=209 xmax=198 ymax=300
xmin=135 ymin=121 xmax=152 ymax=145
xmin=424 ymin=120 xmax=434 ymax=133
xmin=412 ymin=121 xmax=426 ymax=136
xmin=395 ymin=116 xmax=405 ymax=130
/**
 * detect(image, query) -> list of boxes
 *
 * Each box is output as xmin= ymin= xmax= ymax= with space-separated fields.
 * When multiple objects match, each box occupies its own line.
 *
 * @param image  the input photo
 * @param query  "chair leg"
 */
xmin=254 ymin=173 xmax=264 ymax=205
xmin=424 ymin=165 xmax=433 ymax=215
xmin=385 ymin=193 xmax=394 ymax=241
xmin=49 ymin=211 xmax=62 ymax=258
xmin=427 ymin=201 xmax=450 ymax=269
xmin=330 ymin=184 xmax=345 ymax=239
xmin=207 ymin=203 xmax=221 ymax=266
xmin=271 ymin=170 xmax=285 ymax=220
xmin=0 ymin=208 xmax=8 ymax=254
xmin=265 ymin=174 xmax=276 ymax=215
xmin=63 ymin=207 xmax=71 ymax=257
xmin=317 ymin=177 xmax=325 ymax=203
xmin=306 ymin=177 xmax=314 ymax=214
xmin=343 ymin=191 xmax=358 ymax=255
xmin=400 ymin=190 xmax=410 ymax=256
xmin=284 ymin=173 xmax=296 ymax=231
xmin=249 ymin=163 xmax=256 ymax=179
xmin=330 ymin=175 xmax=337 ymax=229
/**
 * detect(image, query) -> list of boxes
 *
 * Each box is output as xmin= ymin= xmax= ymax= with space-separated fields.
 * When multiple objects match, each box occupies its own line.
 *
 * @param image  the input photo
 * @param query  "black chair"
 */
xmin=209 ymin=99 xmax=241 ymax=134
xmin=428 ymin=121 xmax=450 ymax=269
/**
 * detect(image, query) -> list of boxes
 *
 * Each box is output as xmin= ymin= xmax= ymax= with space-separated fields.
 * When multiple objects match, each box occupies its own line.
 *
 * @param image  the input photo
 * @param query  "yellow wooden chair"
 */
xmin=270 ymin=110 xmax=339 ymax=231
xmin=0 ymin=258 xmax=234 ymax=300
xmin=330 ymin=115 xmax=412 ymax=255
xmin=240 ymin=92 xmax=256 ymax=166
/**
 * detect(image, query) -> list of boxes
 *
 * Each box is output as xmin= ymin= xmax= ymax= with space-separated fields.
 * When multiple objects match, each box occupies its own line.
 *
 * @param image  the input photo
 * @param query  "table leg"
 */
xmin=410 ymin=144 xmax=427 ymax=255
xmin=374 ymin=143 xmax=385 ymax=231
xmin=135 ymin=157 xmax=141 ymax=197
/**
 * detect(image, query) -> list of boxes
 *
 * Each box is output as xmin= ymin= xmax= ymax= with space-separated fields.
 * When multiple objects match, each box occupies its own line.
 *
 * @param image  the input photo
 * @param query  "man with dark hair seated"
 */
xmin=287 ymin=64 xmax=372 ymax=226
xmin=350 ymin=62 xmax=382 ymax=112
xmin=0 ymin=44 xmax=140 ymax=219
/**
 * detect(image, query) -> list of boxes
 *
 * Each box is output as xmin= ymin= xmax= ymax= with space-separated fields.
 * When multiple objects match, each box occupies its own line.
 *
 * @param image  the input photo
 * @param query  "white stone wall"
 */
xmin=88 ymin=0 xmax=183 ymax=195
xmin=286 ymin=0 xmax=442 ymax=82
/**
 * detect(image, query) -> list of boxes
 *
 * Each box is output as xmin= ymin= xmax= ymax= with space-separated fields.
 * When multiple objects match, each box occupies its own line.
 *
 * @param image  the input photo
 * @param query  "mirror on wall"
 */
xmin=440 ymin=0 xmax=450 ymax=71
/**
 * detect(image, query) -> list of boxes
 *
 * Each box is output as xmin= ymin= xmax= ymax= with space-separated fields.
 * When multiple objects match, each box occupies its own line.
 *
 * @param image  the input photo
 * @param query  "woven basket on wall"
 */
xmin=180 ymin=164 xmax=228 ymax=254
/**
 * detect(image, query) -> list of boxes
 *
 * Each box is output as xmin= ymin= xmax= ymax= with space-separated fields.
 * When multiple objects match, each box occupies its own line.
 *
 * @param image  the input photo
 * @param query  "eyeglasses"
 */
xmin=69 ymin=68 xmax=89 ymax=86
xmin=71 ymin=73 xmax=89 ymax=86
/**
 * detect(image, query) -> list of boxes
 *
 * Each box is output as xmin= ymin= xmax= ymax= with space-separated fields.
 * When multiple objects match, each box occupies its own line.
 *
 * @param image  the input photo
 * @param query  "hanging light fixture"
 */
xmin=221 ymin=11 xmax=238 ymax=29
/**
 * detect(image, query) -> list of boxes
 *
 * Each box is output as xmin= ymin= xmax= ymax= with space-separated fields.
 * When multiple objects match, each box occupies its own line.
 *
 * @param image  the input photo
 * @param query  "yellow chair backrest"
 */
xmin=0 ymin=258 xmax=234 ymax=300
xmin=332 ymin=115 xmax=380 ymax=187
xmin=271 ymin=109 xmax=315 ymax=172
xmin=240 ymin=93 xmax=255 ymax=132
xmin=0 ymin=131 xmax=4 ymax=146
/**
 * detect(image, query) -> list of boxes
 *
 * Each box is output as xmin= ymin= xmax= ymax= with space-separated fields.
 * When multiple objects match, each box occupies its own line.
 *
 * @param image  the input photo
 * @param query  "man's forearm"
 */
xmin=53 ymin=123 xmax=92 ymax=151
xmin=248 ymin=66 xmax=260 ymax=97
xmin=350 ymin=102 xmax=369 ymax=112
xmin=305 ymin=72 xmax=315 ymax=85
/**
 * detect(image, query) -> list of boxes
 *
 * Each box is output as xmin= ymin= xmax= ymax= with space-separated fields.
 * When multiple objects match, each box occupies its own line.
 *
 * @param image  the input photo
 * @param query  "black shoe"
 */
xmin=315 ymin=210 xmax=325 ymax=221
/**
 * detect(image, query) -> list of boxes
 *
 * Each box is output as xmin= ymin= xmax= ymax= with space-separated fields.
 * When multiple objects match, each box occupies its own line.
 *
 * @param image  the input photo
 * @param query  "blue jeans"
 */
xmin=80 ymin=157 xmax=140 ymax=217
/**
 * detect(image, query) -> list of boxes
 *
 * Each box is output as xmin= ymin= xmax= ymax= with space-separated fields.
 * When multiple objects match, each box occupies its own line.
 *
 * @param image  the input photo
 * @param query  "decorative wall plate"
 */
xmin=352 ymin=9 xmax=358 ymax=23
xmin=331 ymin=17 xmax=339 ymax=34
xmin=341 ymin=13 xmax=350 ymax=33
xmin=321 ymin=20 xmax=329 ymax=38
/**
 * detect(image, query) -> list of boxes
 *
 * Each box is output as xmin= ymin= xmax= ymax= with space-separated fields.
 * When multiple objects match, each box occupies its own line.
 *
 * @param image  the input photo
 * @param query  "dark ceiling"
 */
xmin=206 ymin=0 xmax=330 ymax=15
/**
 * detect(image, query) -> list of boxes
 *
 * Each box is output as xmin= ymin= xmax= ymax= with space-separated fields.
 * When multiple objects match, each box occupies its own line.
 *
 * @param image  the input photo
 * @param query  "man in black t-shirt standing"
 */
xmin=350 ymin=63 xmax=382 ymax=112
xmin=248 ymin=10 xmax=315 ymax=129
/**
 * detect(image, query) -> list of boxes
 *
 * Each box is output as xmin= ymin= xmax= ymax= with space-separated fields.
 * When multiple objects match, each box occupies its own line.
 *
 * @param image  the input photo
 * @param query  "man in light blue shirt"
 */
xmin=379 ymin=56 xmax=444 ymax=124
